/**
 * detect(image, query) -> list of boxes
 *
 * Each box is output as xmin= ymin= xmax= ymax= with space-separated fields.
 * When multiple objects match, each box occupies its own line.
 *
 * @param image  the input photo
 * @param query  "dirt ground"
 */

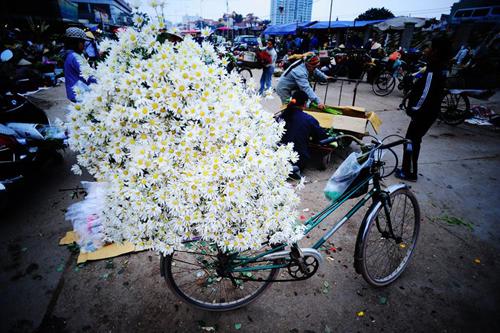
xmin=1 ymin=75 xmax=500 ymax=333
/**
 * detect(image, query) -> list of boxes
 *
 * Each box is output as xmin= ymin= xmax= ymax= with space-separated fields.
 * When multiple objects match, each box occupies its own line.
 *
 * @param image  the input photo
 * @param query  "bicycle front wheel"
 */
xmin=162 ymin=241 xmax=279 ymax=311
xmin=356 ymin=187 xmax=420 ymax=287
xmin=372 ymin=71 xmax=396 ymax=96
xmin=238 ymin=68 xmax=253 ymax=86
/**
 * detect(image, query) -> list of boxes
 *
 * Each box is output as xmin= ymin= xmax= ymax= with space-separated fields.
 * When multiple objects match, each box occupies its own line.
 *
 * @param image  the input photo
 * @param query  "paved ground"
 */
xmin=1 ymin=75 xmax=500 ymax=333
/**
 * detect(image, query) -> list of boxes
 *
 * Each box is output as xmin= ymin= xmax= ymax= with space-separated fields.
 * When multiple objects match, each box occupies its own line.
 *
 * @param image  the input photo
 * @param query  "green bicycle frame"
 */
xmin=230 ymin=174 xmax=381 ymax=274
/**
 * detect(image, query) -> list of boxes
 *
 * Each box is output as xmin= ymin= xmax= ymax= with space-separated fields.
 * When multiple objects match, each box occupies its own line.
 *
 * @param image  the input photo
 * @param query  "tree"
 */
xmin=233 ymin=13 xmax=244 ymax=23
xmin=356 ymin=7 xmax=395 ymax=21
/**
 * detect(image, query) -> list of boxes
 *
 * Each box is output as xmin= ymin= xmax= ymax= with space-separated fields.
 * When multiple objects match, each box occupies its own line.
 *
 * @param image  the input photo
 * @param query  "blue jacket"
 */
xmin=279 ymin=106 xmax=328 ymax=167
xmin=276 ymin=61 xmax=328 ymax=104
xmin=64 ymin=51 xmax=95 ymax=102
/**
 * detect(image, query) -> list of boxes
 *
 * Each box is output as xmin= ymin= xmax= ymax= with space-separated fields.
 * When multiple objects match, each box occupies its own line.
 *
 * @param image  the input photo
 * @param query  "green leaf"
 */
xmin=379 ymin=296 xmax=387 ymax=305
xmin=234 ymin=323 xmax=242 ymax=330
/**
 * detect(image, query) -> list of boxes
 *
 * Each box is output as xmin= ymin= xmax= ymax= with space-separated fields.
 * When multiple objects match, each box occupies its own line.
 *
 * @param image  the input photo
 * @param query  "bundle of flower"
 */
xmin=66 ymin=18 xmax=305 ymax=255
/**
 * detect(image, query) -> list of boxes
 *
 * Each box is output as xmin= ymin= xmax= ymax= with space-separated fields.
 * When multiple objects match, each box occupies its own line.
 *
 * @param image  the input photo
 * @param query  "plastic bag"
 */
xmin=65 ymin=182 xmax=108 ymax=253
xmin=324 ymin=152 xmax=372 ymax=202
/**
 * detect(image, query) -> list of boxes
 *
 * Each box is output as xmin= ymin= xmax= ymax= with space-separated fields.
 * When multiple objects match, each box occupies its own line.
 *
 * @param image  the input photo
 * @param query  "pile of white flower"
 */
xmin=67 ymin=19 xmax=304 ymax=254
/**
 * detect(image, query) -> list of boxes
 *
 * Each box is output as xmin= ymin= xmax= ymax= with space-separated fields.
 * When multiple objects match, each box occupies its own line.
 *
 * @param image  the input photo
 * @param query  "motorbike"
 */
xmin=0 ymin=92 xmax=67 ymax=197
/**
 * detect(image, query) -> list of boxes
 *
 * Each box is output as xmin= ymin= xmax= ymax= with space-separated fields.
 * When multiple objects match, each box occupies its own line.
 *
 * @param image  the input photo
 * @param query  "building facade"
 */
xmin=270 ymin=0 xmax=312 ymax=25
xmin=71 ymin=0 xmax=132 ymax=26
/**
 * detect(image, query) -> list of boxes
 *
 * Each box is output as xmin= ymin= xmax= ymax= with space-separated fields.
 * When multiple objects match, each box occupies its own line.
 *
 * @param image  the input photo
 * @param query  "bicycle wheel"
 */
xmin=355 ymin=186 xmax=420 ymax=287
xmin=163 ymin=240 xmax=280 ymax=311
xmin=439 ymin=92 xmax=470 ymax=125
xmin=372 ymin=71 xmax=396 ymax=96
xmin=238 ymin=68 xmax=253 ymax=86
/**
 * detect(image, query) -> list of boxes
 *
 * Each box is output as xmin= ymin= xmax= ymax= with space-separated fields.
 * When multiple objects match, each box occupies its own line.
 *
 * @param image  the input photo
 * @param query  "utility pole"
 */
xmin=328 ymin=0 xmax=333 ymax=48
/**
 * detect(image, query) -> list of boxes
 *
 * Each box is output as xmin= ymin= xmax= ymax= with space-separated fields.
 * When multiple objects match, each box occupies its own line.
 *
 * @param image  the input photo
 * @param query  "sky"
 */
xmin=138 ymin=0 xmax=458 ymax=23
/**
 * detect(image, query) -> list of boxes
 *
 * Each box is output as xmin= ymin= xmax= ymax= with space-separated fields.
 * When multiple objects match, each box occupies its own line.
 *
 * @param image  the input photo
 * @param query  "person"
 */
xmin=364 ymin=38 xmax=373 ymax=51
xmin=294 ymin=35 xmax=302 ymax=52
xmin=63 ymin=27 xmax=96 ymax=102
xmin=276 ymin=53 xmax=332 ymax=108
xmin=258 ymin=39 xmax=277 ymax=95
xmin=309 ymin=34 xmax=319 ymax=51
xmin=84 ymin=30 xmax=99 ymax=67
xmin=395 ymin=36 xmax=452 ymax=182
xmin=453 ymin=45 xmax=471 ymax=66
xmin=277 ymin=90 xmax=328 ymax=172
xmin=284 ymin=35 xmax=295 ymax=54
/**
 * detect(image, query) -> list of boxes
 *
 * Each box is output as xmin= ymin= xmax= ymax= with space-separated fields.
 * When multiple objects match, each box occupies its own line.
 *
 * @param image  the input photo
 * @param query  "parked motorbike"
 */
xmin=0 ymin=93 xmax=67 ymax=196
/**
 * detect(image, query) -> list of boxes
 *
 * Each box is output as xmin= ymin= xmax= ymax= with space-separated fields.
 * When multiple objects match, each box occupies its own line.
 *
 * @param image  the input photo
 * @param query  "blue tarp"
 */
xmin=306 ymin=20 xmax=384 ymax=30
xmin=263 ymin=21 xmax=317 ymax=36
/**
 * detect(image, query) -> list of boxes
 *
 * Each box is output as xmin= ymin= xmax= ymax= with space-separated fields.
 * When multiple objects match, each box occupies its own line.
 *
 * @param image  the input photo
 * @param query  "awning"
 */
xmin=217 ymin=26 xmax=232 ymax=31
xmin=263 ymin=21 xmax=317 ymax=36
xmin=373 ymin=17 xmax=427 ymax=31
xmin=306 ymin=20 xmax=383 ymax=30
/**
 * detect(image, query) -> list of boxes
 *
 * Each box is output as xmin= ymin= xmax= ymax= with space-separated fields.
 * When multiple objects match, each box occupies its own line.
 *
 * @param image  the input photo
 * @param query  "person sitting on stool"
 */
xmin=277 ymin=90 xmax=328 ymax=176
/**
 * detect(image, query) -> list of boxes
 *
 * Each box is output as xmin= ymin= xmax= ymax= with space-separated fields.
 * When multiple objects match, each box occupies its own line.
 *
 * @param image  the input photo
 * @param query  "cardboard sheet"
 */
xmin=305 ymin=111 xmax=369 ymax=135
xmin=59 ymin=231 xmax=141 ymax=264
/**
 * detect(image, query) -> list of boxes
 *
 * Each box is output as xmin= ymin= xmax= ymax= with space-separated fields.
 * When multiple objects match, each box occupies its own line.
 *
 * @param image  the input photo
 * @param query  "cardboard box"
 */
xmin=304 ymin=106 xmax=381 ymax=136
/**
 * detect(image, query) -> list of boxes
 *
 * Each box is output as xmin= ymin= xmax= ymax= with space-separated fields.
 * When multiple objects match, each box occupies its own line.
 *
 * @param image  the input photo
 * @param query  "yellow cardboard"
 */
xmin=59 ymin=231 xmax=77 ymax=245
xmin=59 ymin=231 xmax=140 ymax=263
xmin=367 ymin=112 xmax=382 ymax=133
xmin=305 ymin=111 xmax=370 ymax=135
xmin=304 ymin=111 xmax=335 ymax=128
xmin=76 ymin=242 xmax=138 ymax=264
xmin=330 ymin=115 xmax=369 ymax=134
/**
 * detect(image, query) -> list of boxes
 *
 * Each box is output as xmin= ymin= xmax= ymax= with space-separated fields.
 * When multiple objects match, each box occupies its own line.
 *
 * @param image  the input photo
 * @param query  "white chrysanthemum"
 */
xmin=67 ymin=21 xmax=303 ymax=255
xmin=200 ymin=27 xmax=212 ymax=38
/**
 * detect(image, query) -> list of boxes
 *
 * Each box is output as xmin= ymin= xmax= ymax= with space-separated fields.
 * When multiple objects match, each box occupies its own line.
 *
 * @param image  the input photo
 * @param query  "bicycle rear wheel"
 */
xmin=162 ymin=240 xmax=279 ymax=311
xmin=439 ymin=92 xmax=470 ymax=125
xmin=372 ymin=71 xmax=396 ymax=96
xmin=355 ymin=186 xmax=420 ymax=287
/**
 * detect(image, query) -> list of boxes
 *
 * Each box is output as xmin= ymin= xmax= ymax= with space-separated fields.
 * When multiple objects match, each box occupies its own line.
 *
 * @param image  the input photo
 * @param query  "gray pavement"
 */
xmin=1 ymin=76 xmax=500 ymax=333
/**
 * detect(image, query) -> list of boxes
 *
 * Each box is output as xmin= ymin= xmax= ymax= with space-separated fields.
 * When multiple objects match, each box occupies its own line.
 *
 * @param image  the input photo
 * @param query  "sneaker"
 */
xmin=395 ymin=168 xmax=417 ymax=182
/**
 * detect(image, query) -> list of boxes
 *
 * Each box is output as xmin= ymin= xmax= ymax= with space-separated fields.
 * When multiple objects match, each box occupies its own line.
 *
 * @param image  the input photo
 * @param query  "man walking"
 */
xmin=259 ymin=39 xmax=277 ymax=95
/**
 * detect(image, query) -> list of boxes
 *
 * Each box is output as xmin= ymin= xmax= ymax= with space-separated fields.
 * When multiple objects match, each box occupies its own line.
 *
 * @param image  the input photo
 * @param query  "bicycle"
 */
xmin=160 ymin=135 xmax=420 ymax=311
xmin=225 ymin=54 xmax=253 ymax=86
xmin=372 ymin=60 xmax=425 ymax=97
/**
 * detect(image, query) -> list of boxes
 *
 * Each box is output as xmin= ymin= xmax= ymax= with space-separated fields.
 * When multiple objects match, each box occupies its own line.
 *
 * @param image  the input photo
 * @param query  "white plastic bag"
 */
xmin=324 ymin=152 xmax=372 ymax=202
xmin=65 ymin=182 xmax=108 ymax=253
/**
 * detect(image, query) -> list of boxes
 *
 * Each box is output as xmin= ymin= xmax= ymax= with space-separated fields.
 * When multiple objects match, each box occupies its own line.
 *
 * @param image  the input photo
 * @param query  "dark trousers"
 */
xmin=402 ymin=115 xmax=437 ymax=177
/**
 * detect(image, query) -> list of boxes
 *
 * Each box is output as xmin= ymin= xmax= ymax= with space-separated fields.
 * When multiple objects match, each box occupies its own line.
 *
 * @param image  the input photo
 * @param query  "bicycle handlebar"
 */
xmin=378 ymin=139 xmax=410 ymax=150
xmin=320 ymin=135 xmax=410 ymax=150
xmin=319 ymin=134 xmax=364 ymax=146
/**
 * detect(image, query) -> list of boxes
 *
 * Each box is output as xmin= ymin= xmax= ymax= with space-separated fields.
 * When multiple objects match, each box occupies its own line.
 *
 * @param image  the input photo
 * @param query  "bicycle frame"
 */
xmin=229 ymin=172 xmax=383 ymax=274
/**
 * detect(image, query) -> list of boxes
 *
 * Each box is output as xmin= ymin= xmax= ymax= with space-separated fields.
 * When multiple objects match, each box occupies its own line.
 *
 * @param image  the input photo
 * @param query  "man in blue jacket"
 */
xmin=276 ymin=53 xmax=331 ymax=109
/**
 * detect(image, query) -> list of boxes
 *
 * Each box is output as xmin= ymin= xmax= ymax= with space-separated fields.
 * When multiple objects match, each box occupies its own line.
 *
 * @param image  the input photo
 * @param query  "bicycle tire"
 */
xmin=439 ymin=92 xmax=470 ymax=125
xmin=237 ymin=68 xmax=253 ymax=86
xmin=372 ymin=71 xmax=396 ymax=96
xmin=162 ymin=243 xmax=279 ymax=311
xmin=355 ymin=186 xmax=420 ymax=287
